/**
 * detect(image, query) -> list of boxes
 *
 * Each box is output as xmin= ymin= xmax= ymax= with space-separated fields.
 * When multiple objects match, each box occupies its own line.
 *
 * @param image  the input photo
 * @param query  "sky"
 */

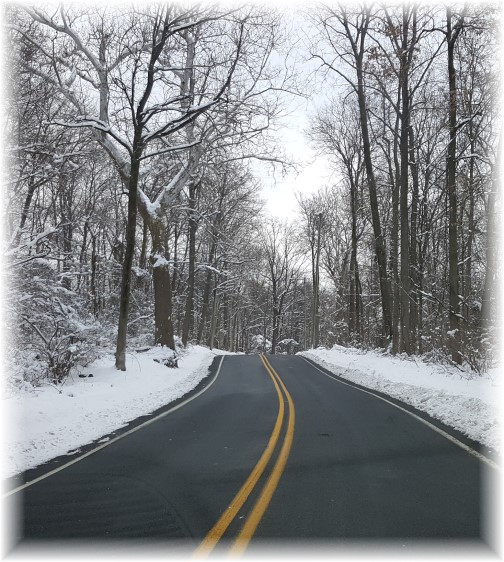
xmin=253 ymin=4 xmax=337 ymax=220
xmin=260 ymin=109 xmax=335 ymax=220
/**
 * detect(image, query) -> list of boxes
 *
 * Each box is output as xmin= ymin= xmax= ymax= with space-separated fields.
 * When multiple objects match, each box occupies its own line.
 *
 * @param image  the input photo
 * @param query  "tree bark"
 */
xmin=349 ymin=174 xmax=362 ymax=340
xmin=391 ymin=104 xmax=401 ymax=354
xmin=209 ymin=286 xmax=220 ymax=350
xmin=182 ymin=180 xmax=199 ymax=346
xmin=481 ymin=135 xmax=501 ymax=326
xmin=446 ymin=7 xmax=463 ymax=365
xmin=147 ymin=219 xmax=176 ymax=349
xmin=90 ymin=231 xmax=98 ymax=316
xmin=399 ymin=6 xmax=411 ymax=354
xmin=311 ymin=212 xmax=322 ymax=348
xmin=115 ymin=149 xmax=140 ymax=370
xmin=408 ymin=124 xmax=419 ymax=354
xmin=356 ymin=65 xmax=393 ymax=343
xmin=197 ymin=240 xmax=217 ymax=343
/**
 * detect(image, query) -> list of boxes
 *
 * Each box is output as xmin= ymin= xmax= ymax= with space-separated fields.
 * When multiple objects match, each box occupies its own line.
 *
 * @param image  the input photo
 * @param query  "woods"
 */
xmin=4 ymin=2 xmax=501 ymax=387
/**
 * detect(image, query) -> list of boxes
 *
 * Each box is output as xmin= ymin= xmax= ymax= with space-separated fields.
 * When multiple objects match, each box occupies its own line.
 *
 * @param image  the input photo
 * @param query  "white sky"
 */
xmin=261 ymin=129 xmax=332 ymax=218
xmin=260 ymin=110 xmax=335 ymax=219
xmin=256 ymin=4 xmax=337 ymax=220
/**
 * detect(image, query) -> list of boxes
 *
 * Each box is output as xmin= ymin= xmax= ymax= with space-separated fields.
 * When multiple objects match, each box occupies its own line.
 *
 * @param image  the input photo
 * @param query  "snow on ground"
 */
xmin=3 ymin=343 xmax=500 ymax=480
xmin=299 ymin=345 xmax=502 ymax=454
xmin=2 ymin=345 xmax=230 ymax=479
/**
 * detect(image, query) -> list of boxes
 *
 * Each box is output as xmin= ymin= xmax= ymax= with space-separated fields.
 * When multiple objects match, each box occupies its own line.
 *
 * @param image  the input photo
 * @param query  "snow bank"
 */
xmin=2 ymin=345 xmax=228 ymax=479
xmin=298 ymin=346 xmax=501 ymax=453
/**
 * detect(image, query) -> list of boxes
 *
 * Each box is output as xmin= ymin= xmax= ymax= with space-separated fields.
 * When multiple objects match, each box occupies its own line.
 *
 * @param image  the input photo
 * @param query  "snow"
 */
xmin=3 ymin=344 xmax=500 ymax=480
xmin=2 ymin=345 xmax=231 ymax=479
xmin=151 ymin=254 xmax=170 ymax=269
xmin=298 ymin=345 xmax=501 ymax=453
xmin=138 ymin=186 xmax=161 ymax=218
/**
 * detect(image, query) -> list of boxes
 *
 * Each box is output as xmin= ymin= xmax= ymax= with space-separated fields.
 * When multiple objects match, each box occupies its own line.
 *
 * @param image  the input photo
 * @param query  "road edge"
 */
xmin=3 ymin=354 xmax=225 ymax=495
xmin=299 ymin=354 xmax=500 ymax=469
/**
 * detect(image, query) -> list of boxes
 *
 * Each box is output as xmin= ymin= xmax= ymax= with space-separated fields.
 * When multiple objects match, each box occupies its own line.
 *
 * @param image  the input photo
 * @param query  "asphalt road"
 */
xmin=6 ymin=353 xmax=496 ymax=555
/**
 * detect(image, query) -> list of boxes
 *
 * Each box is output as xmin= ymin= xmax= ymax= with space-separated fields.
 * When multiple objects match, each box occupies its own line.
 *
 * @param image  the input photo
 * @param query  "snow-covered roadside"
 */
xmin=298 ymin=346 xmax=501 ymax=454
xmin=2 ymin=345 xmax=230 ymax=479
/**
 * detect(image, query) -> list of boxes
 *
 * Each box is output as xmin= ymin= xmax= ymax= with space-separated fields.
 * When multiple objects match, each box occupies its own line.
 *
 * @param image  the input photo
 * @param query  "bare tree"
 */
xmin=310 ymin=4 xmax=393 ymax=344
xmin=260 ymin=220 xmax=303 ymax=354
xmin=445 ymin=6 xmax=466 ymax=365
xmin=19 ymin=5 xmax=266 ymax=367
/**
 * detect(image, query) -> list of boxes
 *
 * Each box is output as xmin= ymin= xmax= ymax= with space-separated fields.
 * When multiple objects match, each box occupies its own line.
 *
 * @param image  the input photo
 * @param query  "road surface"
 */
xmin=5 ymin=354 xmax=496 ymax=555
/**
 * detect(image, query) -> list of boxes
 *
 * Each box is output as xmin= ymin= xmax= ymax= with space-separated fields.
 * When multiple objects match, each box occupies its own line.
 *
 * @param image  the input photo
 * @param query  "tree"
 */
xmin=310 ymin=4 xmax=393 ymax=345
xmin=308 ymin=103 xmax=366 ymax=344
xmin=445 ymin=6 xmax=465 ymax=365
xmin=260 ymin=220 xmax=303 ymax=354
xmin=19 ymin=5 xmax=271 ymax=368
xmin=297 ymin=195 xmax=324 ymax=348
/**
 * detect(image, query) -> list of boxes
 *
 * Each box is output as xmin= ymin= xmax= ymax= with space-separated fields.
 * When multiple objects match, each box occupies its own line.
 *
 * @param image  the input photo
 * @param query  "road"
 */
xmin=6 ymin=354 xmax=496 ymax=555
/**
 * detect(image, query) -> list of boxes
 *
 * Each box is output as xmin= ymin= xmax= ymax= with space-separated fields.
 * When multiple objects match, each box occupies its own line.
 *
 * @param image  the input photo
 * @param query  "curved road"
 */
xmin=6 ymin=354 xmax=496 ymax=555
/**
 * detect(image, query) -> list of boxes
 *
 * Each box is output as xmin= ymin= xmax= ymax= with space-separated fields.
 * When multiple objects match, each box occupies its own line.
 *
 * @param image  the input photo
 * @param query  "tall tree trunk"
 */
xmin=349 ymin=174 xmax=361 ymax=340
xmin=139 ymin=220 xmax=148 ymax=271
xmin=90 ymin=231 xmax=98 ymax=316
xmin=150 ymin=222 xmax=175 ymax=349
xmin=208 ymin=286 xmax=220 ymax=350
xmin=12 ymin=174 xmax=42 ymax=249
xmin=197 ymin=238 xmax=218 ymax=343
xmin=481 ymin=136 xmax=501 ymax=326
xmin=351 ymin=19 xmax=393 ymax=343
xmin=408 ymin=125 xmax=419 ymax=354
xmin=270 ymin=273 xmax=278 ymax=354
xmin=399 ymin=6 xmax=411 ymax=354
xmin=77 ymin=219 xmax=89 ymax=293
xmin=171 ymin=221 xmax=179 ymax=293
xmin=446 ymin=8 xmax=463 ymax=365
xmin=271 ymin=304 xmax=279 ymax=355
xmin=391 ymin=107 xmax=401 ymax=354
xmin=357 ymin=83 xmax=393 ymax=342
xmin=115 ymin=150 xmax=139 ymax=370
xmin=182 ymin=180 xmax=199 ymax=346
xmin=311 ymin=212 xmax=322 ymax=348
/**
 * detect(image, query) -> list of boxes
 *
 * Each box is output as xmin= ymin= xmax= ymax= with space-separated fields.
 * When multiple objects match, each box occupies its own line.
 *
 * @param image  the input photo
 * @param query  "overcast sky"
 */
xmin=255 ymin=4 xmax=337 ymax=220
xmin=260 ymin=111 xmax=334 ymax=220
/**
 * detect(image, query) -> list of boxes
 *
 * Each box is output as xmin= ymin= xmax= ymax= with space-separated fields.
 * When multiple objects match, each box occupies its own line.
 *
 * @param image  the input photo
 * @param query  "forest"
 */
xmin=3 ymin=2 xmax=501 ymax=386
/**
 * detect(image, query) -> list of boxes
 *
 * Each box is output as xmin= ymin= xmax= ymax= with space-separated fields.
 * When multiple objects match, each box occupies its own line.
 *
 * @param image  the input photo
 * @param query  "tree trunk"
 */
xmin=271 ymin=304 xmax=279 ymax=355
xmin=182 ymin=180 xmax=198 ymax=346
xmin=481 ymin=136 xmax=501 ymax=326
xmin=408 ymin=125 xmax=419 ymax=354
xmin=197 ymin=239 xmax=218 ymax=343
xmin=13 ymin=174 xmax=41 ymax=248
xmin=399 ymin=6 xmax=411 ymax=354
xmin=152 ymin=262 xmax=176 ymax=349
xmin=149 ymin=221 xmax=176 ymax=350
xmin=357 ymin=65 xmax=393 ymax=343
xmin=90 ymin=231 xmax=98 ymax=316
xmin=311 ymin=212 xmax=322 ymax=348
xmin=115 ymin=151 xmax=139 ymax=370
xmin=208 ymin=286 xmax=220 ymax=350
xmin=139 ymin=220 xmax=148 ymax=271
xmin=391 ymin=107 xmax=401 ymax=354
xmin=446 ymin=8 xmax=463 ymax=365
xmin=349 ymin=174 xmax=362 ymax=340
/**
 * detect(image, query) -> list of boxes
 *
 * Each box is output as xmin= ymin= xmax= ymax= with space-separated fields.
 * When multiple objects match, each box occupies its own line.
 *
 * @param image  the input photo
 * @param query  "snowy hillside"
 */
xmin=299 ymin=346 xmax=501 ymax=454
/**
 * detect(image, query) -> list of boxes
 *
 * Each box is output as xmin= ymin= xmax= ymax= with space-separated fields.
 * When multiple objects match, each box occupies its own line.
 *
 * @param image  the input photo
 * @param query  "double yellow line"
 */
xmin=194 ymin=354 xmax=295 ymax=557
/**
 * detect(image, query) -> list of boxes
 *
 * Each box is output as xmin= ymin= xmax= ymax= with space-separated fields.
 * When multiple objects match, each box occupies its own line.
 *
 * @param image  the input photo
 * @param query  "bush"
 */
xmin=10 ymin=259 xmax=100 ymax=385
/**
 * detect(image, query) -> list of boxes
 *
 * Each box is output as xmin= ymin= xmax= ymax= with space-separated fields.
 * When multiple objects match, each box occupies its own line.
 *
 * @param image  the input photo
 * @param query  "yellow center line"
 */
xmin=229 ymin=354 xmax=296 ymax=557
xmin=194 ymin=355 xmax=285 ymax=558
